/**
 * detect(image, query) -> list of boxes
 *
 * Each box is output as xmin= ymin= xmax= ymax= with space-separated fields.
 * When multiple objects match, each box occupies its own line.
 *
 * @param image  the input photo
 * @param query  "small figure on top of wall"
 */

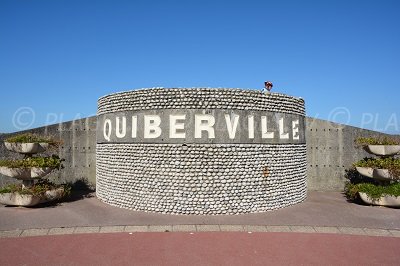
xmin=263 ymin=81 xmax=273 ymax=93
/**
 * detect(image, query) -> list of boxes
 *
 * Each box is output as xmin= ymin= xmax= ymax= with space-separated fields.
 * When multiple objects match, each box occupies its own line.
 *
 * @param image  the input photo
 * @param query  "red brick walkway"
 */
xmin=1 ymin=232 xmax=399 ymax=265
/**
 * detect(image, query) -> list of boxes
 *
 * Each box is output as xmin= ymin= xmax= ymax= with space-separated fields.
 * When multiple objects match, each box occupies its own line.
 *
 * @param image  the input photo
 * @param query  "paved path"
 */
xmin=1 ymin=191 xmax=400 ymax=265
xmin=1 ymin=192 xmax=400 ymax=231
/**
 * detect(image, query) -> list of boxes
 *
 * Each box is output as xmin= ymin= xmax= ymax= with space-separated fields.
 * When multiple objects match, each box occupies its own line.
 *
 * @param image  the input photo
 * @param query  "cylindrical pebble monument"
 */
xmin=96 ymin=88 xmax=306 ymax=215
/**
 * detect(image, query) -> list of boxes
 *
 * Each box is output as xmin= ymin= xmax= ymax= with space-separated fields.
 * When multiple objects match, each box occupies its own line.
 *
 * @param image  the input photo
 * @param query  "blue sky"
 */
xmin=0 ymin=0 xmax=399 ymax=134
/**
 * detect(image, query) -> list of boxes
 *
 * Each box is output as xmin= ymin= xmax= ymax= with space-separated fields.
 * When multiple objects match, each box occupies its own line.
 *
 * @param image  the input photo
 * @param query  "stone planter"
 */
xmin=356 ymin=167 xmax=373 ymax=178
xmin=0 ymin=187 xmax=65 ymax=207
xmin=0 ymin=167 xmax=53 ymax=179
xmin=367 ymin=145 xmax=400 ymax=156
xmin=4 ymin=142 xmax=49 ymax=154
xmin=0 ymin=193 xmax=41 ymax=206
xmin=43 ymin=187 xmax=65 ymax=201
xmin=1 ymin=135 xmax=65 ymax=208
xmin=373 ymin=169 xmax=396 ymax=181
xmin=356 ymin=167 xmax=398 ymax=181
xmin=359 ymin=192 xmax=400 ymax=207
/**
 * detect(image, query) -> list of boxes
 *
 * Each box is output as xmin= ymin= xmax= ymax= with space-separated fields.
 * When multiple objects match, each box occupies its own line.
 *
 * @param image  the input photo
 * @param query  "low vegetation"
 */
xmin=345 ymin=182 xmax=400 ymax=200
xmin=353 ymin=157 xmax=400 ymax=178
xmin=0 ymin=180 xmax=70 ymax=198
xmin=353 ymin=157 xmax=400 ymax=169
xmin=355 ymin=136 xmax=400 ymax=147
xmin=5 ymin=133 xmax=62 ymax=148
xmin=0 ymin=155 xmax=62 ymax=168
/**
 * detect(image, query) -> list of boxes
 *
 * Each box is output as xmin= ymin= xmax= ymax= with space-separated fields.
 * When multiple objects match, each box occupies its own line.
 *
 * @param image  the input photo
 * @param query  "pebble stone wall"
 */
xmin=96 ymin=88 xmax=307 ymax=215
xmin=98 ymin=88 xmax=305 ymax=115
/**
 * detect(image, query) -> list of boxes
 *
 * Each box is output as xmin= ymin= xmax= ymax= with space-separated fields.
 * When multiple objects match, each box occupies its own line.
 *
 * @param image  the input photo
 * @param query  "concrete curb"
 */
xmin=1 ymin=225 xmax=400 ymax=238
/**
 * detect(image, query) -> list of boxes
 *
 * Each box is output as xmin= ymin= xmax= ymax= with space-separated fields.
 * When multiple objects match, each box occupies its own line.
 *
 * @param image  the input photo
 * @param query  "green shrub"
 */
xmin=0 ymin=155 xmax=62 ymax=168
xmin=0 ymin=184 xmax=20 ymax=194
xmin=355 ymin=136 xmax=400 ymax=146
xmin=353 ymin=157 xmax=400 ymax=168
xmin=345 ymin=182 xmax=400 ymax=200
xmin=0 ymin=180 xmax=70 ymax=198
xmin=354 ymin=157 xmax=400 ymax=175
xmin=353 ymin=157 xmax=400 ymax=178
xmin=5 ymin=133 xmax=61 ymax=147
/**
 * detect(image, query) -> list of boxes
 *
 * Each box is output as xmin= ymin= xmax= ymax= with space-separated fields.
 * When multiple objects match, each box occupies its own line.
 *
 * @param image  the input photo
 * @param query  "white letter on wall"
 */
xmin=169 ymin=114 xmax=186 ymax=138
xmin=279 ymin=117 xmax=289 ymax=139
xmin=103 ymin=119 xmax=112 ymax=141
xmin=248 ymin=115 xmax=254 ymax=139
xmin=144 ymin=115 xmax=162 ymax=138
xmin=116 ymin=116 xmax=126 ymax=138
xmin=261 ymin=116 xmax=274 ymax=139
xmin=292 ymin=119 xmax=299 ymax=140
xmin=131 ymin=116 xmax=137 ymax=138
xmin=225 ymin=114 xmax=240 ymax=139
xmin=195 ymin=114 xmax=215 ymax=139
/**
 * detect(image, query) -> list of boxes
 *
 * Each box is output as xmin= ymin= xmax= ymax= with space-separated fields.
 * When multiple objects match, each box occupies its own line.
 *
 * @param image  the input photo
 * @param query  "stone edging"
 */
xmin=1 ymin=225 xmax=399 ymax=238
